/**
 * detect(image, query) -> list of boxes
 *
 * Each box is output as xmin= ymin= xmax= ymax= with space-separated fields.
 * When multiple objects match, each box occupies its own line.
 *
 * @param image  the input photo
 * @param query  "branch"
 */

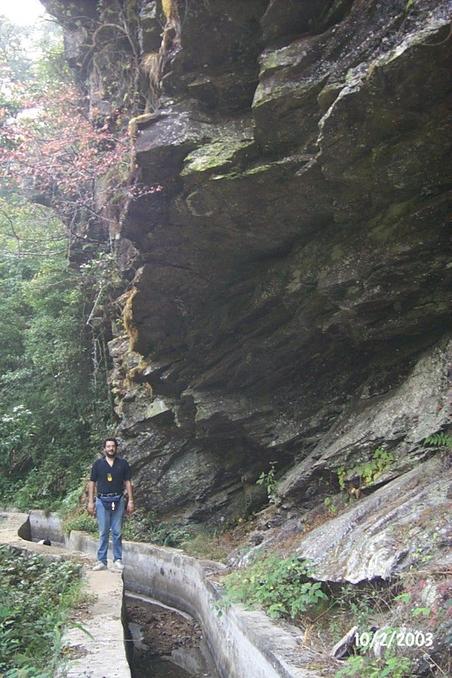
xmin=86 ymin=284 xmax=104 ymax=326
xmin=82 ymin=21 xmax=139 ymax=72
xmin=0 ymin=209 xmax=22 ymax=254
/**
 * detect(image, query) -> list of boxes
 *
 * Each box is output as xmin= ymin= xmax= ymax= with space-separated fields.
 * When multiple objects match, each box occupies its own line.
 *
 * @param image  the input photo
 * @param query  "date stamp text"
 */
xmin=356 ymin=628 xmax=433 ymax=650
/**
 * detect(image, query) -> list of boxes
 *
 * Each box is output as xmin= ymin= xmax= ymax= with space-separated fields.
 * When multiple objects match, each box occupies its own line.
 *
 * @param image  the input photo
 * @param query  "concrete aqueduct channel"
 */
xmin=0 ymin=510 xmax=317 ymax=678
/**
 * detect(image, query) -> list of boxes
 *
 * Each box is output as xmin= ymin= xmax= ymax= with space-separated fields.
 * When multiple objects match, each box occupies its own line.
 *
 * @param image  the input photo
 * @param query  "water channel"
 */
xmin=16 ymin=510 xmax=301 ymax=678
xmin=124 ymin=592 xmax=219 ymax=678
xmin=27 ymin=520 xmax=219 ymax=677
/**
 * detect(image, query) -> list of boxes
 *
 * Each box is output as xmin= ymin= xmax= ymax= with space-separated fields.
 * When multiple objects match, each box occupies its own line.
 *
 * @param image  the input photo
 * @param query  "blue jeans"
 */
xmin=95 ymin=496 xmax=125 ymax=564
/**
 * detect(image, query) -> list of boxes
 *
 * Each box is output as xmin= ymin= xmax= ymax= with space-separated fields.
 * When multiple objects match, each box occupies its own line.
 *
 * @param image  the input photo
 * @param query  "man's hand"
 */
xmin=126 ymin=499 xmax=135 ymax=515
xmin=87 ymin=481 xmax=96 ymax=516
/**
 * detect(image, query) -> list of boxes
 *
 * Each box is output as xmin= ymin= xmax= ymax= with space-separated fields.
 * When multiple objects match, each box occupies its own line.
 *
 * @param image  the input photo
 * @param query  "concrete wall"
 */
xmin=30 ymin=511 xmax=317 ymax=678
xmin=29 ymin=510 xmax=67 ymax=545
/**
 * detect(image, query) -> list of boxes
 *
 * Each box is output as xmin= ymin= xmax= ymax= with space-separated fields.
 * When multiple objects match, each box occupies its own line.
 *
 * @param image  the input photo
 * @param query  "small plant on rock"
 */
xmin=424 ymin=432 xmax=452 ymax=448
xmin=361 ymin=447 xmax=394 ymax=485
xmin=324 ymin=496 xmax=338 ymax=515
xmin=337 ymin=447 xmax=394 ymax=495
xmin=256 ymin=460 xmax=278 ymax=504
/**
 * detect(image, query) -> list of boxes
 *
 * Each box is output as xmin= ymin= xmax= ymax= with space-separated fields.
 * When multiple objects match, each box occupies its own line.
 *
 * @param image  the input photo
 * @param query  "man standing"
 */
xmin=88 ymin=438 xmax=134 ymax=571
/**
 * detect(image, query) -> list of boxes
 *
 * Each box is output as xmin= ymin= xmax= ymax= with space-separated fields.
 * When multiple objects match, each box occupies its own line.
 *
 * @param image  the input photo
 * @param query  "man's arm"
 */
xmin=87 ymin=480 xmax=96 ymax=515
xmin=125 ymin=480 xmax=134 ymax=514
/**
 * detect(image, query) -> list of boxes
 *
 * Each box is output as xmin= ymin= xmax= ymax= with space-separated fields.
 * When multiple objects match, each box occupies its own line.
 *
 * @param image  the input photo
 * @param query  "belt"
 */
xmin=98 ymin=493 xmax=123 ymax=497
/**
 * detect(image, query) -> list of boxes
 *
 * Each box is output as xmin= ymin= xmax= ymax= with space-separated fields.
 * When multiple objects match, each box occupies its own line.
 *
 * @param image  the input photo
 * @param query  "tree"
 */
xmin=0 ymin=13 xmax=128 ymax=231
xmin=0 ymin=195 xmax=114 ymax=506
xmin=0 ymin=16 xmax=33 ymax=132
xmin=0 ymin=18 xmax=119 ymax=508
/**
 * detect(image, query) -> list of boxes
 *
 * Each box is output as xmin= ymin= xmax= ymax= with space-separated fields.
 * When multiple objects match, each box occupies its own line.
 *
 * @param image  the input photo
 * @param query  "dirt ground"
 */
xmin=126 ymin=598 xmax=202 ymax=656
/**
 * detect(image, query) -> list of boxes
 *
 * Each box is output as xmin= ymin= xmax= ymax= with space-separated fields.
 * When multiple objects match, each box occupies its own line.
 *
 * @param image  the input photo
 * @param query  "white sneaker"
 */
xmin=113 ymin=559 xmax=124 ymax=572
xmin=92 ymin=561 xmax=107 ymax=571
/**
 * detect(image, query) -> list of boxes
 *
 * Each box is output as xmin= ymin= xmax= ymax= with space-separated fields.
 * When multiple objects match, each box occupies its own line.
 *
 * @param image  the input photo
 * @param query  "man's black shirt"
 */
xmin=90 ymin=456 xmax=131 ymax=495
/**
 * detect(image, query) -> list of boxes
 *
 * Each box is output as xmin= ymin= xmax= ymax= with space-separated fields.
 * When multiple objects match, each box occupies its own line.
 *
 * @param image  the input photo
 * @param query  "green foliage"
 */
xmin=394 ymin=590 xmax=431 ymax=619
xmin=180 ymin=529 xmax=229 ymax=562
xmin=326 ymin=576 xmax=448 ymax=678
xmin=63 ymin=512 xmax=98 ymax=535
xmin=256 ymin=460 xmax=278 ymax=504
xmin=335 ymin=653 xmax=412 ymax=678
xmin=0 ymin=196 xmax=113 ymax=510
xmin=393 ymin=591 xmax=411 ymax=605
xmin=0 ymin=545 xmax=81 ymax=676
xmin=0 ymin=405 xmax=36 ymax=475
xmin=222 ymin=555 xmax=328 ymax=620
xmin=308 ymin=572 xmax=450 ymax=677
xmin=122 ymin=509 xmax=190 ymax=547
xmin=0 ymin=19 xmax=119 ymax=512
xmin=0 ymin=18 xmax=33 ymax=122
xmin=336 ymin=587 xmax=378 ymax=629
xmin=411 ymin=605 xmax=431 ymax=618
xmin=424 ymin=432 xmax=452 ymax=448
xmin=337 ymin=467 xmax=347 ymax=491
xmin=324 ymin=496 xmax=338 ymax=515
xmin=33 ymin=24 xmax=71 ymax=85
xmin=337 ymin=447 xmax=394 ymax=491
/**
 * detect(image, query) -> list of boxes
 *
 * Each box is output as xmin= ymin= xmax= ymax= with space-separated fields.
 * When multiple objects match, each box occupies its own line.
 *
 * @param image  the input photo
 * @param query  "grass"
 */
xmin=180 ymin=530 xmax=231 ymax=562
xmin=63 ymin=508 xmax=97 ymax=535
xmin=121 ymin=508 xmax=190 ymax=547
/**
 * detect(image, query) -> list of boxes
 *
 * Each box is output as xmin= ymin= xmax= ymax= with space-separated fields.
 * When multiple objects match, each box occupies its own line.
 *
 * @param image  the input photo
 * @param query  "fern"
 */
xmin=424 ymin=432 xmax=452 ymax=448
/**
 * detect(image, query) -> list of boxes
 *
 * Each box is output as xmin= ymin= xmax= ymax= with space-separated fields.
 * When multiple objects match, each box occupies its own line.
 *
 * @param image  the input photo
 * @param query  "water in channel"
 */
xmin=125 ymin=592 xmax=219 ymax=678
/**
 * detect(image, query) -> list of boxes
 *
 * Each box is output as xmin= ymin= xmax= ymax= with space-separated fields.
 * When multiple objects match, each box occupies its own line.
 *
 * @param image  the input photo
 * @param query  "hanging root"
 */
xmin=122 ymin=288 xmax=139 ymax=350
xmin=131 ymin=0 xmax=182 ymax=143
xmin=161 ymin=0 xmax=182 ymax=57
xmin=137 ymin=0 xmax=182 ymax=113
xmin=141 ymin=51 xmax=162 ymax=107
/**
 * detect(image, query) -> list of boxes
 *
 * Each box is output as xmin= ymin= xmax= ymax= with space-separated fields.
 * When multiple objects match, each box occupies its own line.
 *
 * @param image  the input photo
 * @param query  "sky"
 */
xmin=0 ymin=0 xmax=46 ymax=25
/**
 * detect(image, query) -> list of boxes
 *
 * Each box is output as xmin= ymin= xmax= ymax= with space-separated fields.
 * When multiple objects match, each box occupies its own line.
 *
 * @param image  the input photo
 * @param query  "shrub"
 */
xmin=63 ymin=511 xmax=97 ymax=535
xmin=335 ymin=653 xmax=412 ymax=678
xmin=0 ymin=546 xmax=81 ymax=676
xmin=222 ymin=555 xmax=328 ymax=620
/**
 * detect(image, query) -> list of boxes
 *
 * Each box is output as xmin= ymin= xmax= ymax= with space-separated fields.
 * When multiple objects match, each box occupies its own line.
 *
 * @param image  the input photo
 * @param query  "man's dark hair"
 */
xmin=103 ymin=437 xmax=118 ymax=449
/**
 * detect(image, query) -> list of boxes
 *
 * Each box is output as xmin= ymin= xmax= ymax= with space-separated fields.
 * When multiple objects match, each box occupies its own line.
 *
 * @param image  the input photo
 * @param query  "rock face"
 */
xmin=44 ymin=0 xmax=451 ymax=524
xmin=295 ymin=454 xmax=451 ymax=583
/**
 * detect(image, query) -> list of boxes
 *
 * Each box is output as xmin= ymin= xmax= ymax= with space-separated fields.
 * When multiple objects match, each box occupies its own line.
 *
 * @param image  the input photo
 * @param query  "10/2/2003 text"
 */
xmin=356 ymin=628 xmax=433 ymax=650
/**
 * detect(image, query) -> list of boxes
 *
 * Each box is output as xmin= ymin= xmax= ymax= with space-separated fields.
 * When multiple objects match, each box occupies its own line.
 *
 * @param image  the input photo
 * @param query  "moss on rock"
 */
xmin=182 ymin=138 xmax=255 ymax=177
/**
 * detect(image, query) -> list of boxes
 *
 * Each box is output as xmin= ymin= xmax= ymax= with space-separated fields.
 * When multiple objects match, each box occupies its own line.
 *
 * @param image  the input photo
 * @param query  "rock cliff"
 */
xmin=42 ymin=0 xmax=451 ymax=560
